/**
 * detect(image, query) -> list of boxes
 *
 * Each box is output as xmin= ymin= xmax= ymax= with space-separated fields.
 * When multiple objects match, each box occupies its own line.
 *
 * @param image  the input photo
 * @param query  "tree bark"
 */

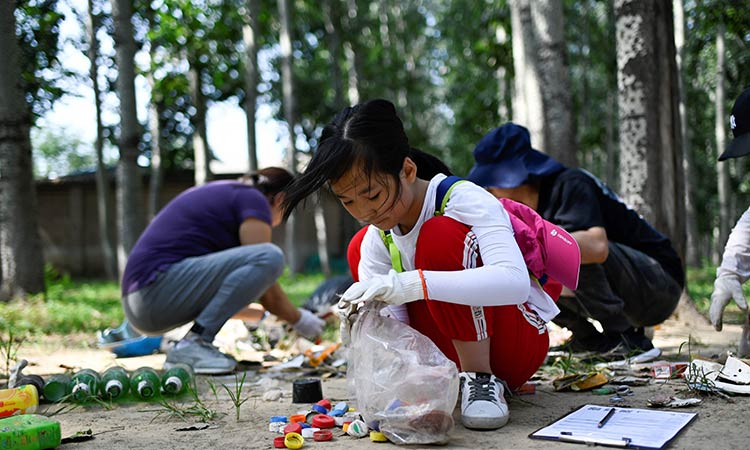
xmin=278 ymin=0 xmax=298 ymax=273
xmin=243 ymin=0 xmax=260 ymax=172
xmin=88 ymin=0 xmax=116 ymax=279
xmin=510 ymin=0 xmax=575 ymax=165
xmin=0 ymin=2 xmax=46 ymax=299
xmin=614 ymin=0 xmax=685 ymax=260
xmin=112 ymin=0 xmax=144 ymax=279
xmin=147 ymin=74 xmax=163 ymax=220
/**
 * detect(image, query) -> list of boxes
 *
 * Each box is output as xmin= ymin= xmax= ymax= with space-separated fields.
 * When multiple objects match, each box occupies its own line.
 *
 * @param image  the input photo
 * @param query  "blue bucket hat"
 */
xmin=467 ymin=123 xmax=564 ymax=189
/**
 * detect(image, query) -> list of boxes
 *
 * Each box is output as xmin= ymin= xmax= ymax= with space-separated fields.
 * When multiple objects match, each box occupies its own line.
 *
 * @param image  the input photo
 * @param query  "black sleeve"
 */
xmin=549 ymin=173 xmax=606 ymax=232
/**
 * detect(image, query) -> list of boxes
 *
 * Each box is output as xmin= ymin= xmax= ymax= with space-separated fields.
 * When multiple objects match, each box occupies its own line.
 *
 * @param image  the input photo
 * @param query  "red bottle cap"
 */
xmin=273 ymin=436 xmax=286 ymax=448
xmin=315 ymin=399 xmax=332 ymax=411
xmin=313 ymin=429 xmax=333 ymax=441
xmin=311 ymin=414 xmax=335 ymax=429
xmin=283 ymin=422 xmax=303 ymax=435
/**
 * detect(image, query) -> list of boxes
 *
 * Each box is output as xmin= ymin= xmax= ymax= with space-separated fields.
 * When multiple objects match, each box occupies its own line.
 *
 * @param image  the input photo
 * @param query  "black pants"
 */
xmin=553 ymin=242 xmax=682 ymax=336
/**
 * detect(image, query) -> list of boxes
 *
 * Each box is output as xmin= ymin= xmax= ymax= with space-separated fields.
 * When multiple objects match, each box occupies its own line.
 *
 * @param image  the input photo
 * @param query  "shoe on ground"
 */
xmin=459 ymin=371 xmax=509 ymax=430
xmin=165 ymin=337 xmax=237 ymax=374
xmin=580 ymin=327 xmax=655 ymax=363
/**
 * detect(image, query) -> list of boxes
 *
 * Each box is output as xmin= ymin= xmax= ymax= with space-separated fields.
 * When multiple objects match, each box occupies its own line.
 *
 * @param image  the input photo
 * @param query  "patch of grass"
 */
xmin=686 ymin=265 xmax=748 ymax=325
xmin=0 ymin=266 xmax=329 ymax=336
xmin=221 ymin=372 xmax=249 ymax=422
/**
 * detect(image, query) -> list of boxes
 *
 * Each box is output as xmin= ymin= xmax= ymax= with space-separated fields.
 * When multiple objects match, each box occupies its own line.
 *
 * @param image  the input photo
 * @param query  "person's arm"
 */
xmin=571 ymin=226 xmax=609 ymax=264
xmin=711 ymin=207 xmax=750 ymax=330
xmin=239 ymin=218 xmax=272 ymax=245
xmin=259 ymin=282 xmax=300 ymax=324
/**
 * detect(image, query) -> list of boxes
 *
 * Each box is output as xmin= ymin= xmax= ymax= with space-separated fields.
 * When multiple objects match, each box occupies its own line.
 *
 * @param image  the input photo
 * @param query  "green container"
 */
xmin=131 ymin=367 xmax=161 ymax=400
xmin=42 ymin=374 xmax=72 ymax=403
xmin=0 ymin=414 xmax=61 ymax=450
xmin=71 ymin=369 xmax=101 ymax=403
xmin=100 ymin=366 xmax=130 ymax=400
xmin=162 ymin=363 xmax=194 ymax=395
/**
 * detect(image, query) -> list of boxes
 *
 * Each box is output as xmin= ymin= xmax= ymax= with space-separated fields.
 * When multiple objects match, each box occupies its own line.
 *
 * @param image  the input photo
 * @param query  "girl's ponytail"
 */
xmin=409 ymin=148 xmax=453 ymax=179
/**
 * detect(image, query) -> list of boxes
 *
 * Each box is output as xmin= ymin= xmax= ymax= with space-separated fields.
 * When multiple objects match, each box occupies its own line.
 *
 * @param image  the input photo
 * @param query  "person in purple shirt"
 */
xmin=121 ymin=167 xmax=324 ymax=374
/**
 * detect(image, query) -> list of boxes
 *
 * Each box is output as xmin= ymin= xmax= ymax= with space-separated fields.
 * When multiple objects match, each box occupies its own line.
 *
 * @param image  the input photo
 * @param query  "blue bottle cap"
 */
xmin=311 ymin=404 xmax=328 ymax=414
xmin=270 ymin=415 xmax=288 ymax=423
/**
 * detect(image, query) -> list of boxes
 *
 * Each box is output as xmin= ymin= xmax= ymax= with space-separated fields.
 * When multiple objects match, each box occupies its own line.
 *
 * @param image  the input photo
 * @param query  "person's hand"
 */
xmin=292 ymin=308 xmax=325 ymax=339
xmin=336 ymin=301 xmax=357 ymax=346
xmin=710 ymin=275 xmax=748 ymax=331
xmin=338 ymin=269 xmax=425 ymax=307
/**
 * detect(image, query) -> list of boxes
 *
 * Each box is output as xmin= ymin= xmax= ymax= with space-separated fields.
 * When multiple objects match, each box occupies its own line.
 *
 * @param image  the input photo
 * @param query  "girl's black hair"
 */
xmin=240 ymin=166 xmax=294 ymax=198
xmin=282 ymin=99 xmax=451 ymax=219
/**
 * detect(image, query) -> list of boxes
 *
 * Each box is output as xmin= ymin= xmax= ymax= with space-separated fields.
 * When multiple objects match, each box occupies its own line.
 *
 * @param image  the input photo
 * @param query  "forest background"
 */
xmin=0 ymin=0 xmax=749 ymax=328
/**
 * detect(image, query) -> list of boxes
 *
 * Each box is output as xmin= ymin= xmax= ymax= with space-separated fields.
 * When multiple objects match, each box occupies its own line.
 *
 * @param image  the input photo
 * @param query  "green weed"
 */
xmin=221 ymin=372 xmax=250 ymax=422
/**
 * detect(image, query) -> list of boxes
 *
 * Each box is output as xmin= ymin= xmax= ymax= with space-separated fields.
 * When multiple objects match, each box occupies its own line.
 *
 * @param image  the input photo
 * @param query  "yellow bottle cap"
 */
xmin=284 ymin=432 xmax=304 ymax=449
xmin=370 ymin=431 xmax=388 ymax=442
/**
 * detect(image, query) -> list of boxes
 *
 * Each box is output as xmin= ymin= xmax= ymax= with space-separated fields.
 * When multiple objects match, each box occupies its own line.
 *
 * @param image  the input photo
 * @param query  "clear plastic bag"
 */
xmin=347 ymin=301 xmax=459 ymax=445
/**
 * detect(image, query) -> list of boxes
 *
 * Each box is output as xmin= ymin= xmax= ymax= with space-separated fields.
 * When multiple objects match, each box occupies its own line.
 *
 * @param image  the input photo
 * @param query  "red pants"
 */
xmin=347 ymin=217 xmax=550 ymax=391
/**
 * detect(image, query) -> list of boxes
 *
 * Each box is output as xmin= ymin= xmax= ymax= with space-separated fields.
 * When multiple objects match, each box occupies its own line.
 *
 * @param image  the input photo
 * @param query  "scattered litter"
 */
xmin=175 ymin=423 xmax=211 ymax=432
xmin=610 ymin=375 xmax=650 ymax=386
xmin=553 ymin=372 xmax=608 ymax=391
xmin=647 ymin=394 xmax=701 ymax=408
xmin=61 ymin=429 xmax=94 ymax=444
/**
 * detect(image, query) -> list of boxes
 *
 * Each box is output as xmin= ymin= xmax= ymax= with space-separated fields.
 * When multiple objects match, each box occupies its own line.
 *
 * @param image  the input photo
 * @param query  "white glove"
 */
xmin=336 ymin=301 xmax=357 ymax=346
xmin=338 ymin=269 xmax=426 ymax=307
xmin=710 ymin=275 xmax=748 ymax=331
xmin=292 ymin=308 xmax=326 ymax=339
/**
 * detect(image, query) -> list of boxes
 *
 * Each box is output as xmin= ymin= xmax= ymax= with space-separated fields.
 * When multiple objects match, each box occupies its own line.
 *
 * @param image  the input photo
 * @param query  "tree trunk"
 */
xmin=0 ymin=2 xmax=45 ymax=299
xmin=112 ymin=0 xmax=144 ymax=279
xmin=147 ymin=74 xmax=163 ymax=220
xmin=243 ymin=0 xmax=260 ymax=172
xmin=510 ymin=0 xmax=575 ymax=164
xmin=342 ymin=0 xmax=360 ymax=104
xmin=715 ymin=22 xmax=731 ymax=258
xmin=673 ymin=0 xmax=699 ymax=267
xmin=189 ymin=64 xmax=211 ymax=186
xmin=529 ymin=0 xmax=577 ymax=166
xmin=510 ymin=0 xmax=545 ymax=147
xmin=88 ymin=0 xmax=116 ymax=280
xmin=323 ymin=0 xmax=345 ymax=109
xmin=614 ymin=0 xmax=685 ymax=262
xmin=278 ymin=0 xmax=298 ymax=274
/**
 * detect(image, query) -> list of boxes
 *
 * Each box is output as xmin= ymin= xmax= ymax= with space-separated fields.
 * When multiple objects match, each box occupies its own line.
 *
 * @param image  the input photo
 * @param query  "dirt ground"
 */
xmin=16 ymin=317 xmax=750 ymax=450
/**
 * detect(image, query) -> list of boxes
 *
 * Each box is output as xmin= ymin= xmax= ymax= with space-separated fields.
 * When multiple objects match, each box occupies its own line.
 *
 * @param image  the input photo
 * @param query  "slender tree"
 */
xmin=278 ymin=0 xmax=298 ymax=273
xmin=673 ymin=0 xmax=699 ymax=266
xmin=0 ymin=2 xmax=45 ymax=299
xmin=243 ymin=0 xmax=260 ymax=172
xmin=87 ymin=0 xmax=116 ymax=279
xmin=715 ymin=21 xmax=730 ymax=261
xmin=112 ymin=0 xmax=144 ymax=278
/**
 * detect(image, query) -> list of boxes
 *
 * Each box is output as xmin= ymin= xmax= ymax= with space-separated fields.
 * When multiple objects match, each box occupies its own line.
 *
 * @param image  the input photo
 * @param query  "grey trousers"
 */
xmin=123 ymin=243 xmax=285 ymax=341
xmin=553 ymin=242 xmax=682 ymax=335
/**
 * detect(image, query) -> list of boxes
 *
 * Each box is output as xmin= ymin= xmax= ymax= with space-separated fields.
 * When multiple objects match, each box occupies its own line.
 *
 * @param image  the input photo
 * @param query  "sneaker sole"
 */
xmin=164 ymin=361 xmax=236 ymax=375
xmin=462 ymin=414 xmax=510 ymax=430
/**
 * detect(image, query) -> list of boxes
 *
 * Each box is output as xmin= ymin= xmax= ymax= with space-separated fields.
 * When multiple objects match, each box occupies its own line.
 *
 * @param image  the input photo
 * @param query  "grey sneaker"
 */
xmin=165 ymin=338 xmax=237 ymax=375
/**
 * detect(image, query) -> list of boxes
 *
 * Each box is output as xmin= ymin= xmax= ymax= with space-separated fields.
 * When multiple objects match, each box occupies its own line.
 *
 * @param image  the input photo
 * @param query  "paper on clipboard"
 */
xmin=529 ymin=404 xmax=697 ymax=449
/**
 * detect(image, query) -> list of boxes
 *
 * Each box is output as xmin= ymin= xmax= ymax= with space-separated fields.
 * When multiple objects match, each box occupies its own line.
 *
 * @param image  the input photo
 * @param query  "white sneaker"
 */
xmin=459 ymin=371 xmax=509 ymax=430
xmin=165 ymin=338 xmax=237 ymax=375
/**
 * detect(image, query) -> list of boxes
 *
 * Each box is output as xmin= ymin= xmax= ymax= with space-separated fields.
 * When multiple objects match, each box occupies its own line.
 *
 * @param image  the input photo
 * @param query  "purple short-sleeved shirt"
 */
xmin=121 ymin=181 xmax=272 ymax=295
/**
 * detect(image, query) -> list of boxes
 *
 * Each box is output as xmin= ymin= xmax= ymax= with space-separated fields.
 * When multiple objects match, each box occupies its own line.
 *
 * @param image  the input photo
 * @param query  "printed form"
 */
xmin=530 ymin=404 xmax=697 ymax=449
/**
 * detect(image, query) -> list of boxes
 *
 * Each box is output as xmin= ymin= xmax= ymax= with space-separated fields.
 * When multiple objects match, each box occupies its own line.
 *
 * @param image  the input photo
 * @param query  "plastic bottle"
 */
xmin=42 ymin=374 xmax=73 ymax=403
xmin=130 ymin=367 xmax=161 ymax=400
xmin=0 ymin=385 xmax=38 ymax=418
xmin=71 ymin=369 xmax=101 ymax=403
xmin=100 ymin=366 xmax=130 ymax=400
xmin=161 ymin=363 xmax=193 ymax=395
xmin=0 ymin=414 xmax=61 ymax=450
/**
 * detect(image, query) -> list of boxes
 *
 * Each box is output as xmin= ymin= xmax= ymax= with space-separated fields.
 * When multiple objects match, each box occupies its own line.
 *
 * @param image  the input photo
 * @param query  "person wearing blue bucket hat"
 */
xmin=710 ymin=86 xmax=750 ymax=356
xmin=468 ymin=123 xmax=684 ymax=356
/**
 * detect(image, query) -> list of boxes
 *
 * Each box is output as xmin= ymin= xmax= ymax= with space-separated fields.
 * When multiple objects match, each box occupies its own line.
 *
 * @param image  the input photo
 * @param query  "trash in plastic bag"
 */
xmin=347 ymin=301 xmax=459 ymax=445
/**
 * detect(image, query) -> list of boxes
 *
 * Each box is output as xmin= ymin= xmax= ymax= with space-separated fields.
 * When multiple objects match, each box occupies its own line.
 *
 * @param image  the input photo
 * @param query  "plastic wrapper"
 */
xmin=347 ymin=302 xmax=459 ymax=445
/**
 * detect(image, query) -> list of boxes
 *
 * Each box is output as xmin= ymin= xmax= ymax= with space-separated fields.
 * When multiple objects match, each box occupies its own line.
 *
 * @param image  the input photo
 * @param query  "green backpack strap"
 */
xmin=379 ymin=176 xmax=466 ymax=272
xmin=379 ymin=230 xmax=404 ymax=273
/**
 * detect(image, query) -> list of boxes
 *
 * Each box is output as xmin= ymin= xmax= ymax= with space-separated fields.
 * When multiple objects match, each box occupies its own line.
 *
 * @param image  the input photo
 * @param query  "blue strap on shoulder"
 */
xmin=434 ymin=176 xmax=465 ymax=215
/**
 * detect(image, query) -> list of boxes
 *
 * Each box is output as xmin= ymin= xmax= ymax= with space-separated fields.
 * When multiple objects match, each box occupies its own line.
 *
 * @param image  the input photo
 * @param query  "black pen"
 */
xmin=598 ymin=407 xmax=617 ymax=428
